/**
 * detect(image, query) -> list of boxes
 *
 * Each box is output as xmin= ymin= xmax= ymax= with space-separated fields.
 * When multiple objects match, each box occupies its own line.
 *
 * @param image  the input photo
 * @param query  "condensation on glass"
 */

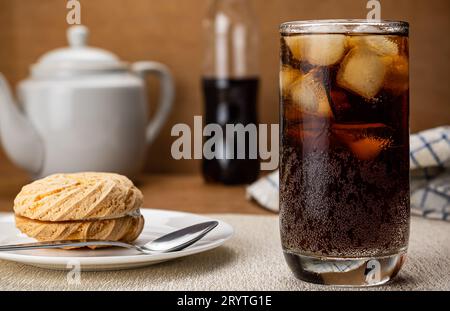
xmin=279 ymin=20 xmax=410 ymax=286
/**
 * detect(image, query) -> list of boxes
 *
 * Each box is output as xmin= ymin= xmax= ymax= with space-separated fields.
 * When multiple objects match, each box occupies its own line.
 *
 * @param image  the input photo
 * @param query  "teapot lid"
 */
xmin=31 ymin=26 xmax=127 ymax=78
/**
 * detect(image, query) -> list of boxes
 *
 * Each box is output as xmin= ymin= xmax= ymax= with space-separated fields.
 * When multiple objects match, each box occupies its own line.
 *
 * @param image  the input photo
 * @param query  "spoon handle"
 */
xmin=0 ymin=221 xmax=220 ymax=253
xmin=0 ymin=240 xmax=134 ymax=251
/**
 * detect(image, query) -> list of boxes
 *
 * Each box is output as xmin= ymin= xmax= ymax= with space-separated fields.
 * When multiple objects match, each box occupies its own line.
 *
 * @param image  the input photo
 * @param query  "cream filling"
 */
xmin=81 ymin=208 xmax=142 ymax=221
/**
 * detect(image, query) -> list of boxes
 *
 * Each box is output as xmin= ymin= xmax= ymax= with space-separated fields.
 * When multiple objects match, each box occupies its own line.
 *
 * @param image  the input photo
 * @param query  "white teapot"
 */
xmin=0 ymin=26 xmax=174 ymax=179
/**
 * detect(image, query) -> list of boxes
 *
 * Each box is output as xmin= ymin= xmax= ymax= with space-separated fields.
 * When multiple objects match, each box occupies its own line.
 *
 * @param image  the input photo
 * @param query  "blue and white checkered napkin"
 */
xmin=246 ymin=126 xmax=450 ymax=221
xmin=410 ymin=126 xmax=450 ymax=220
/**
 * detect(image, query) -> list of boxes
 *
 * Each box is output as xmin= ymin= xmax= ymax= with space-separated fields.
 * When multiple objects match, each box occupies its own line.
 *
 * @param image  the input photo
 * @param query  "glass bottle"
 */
xmin=202 ymin=0 xmax=260 ymax=185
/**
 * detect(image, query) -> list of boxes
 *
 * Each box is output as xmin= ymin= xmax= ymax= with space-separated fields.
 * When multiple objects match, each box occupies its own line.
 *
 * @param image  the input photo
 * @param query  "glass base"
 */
xmin=284 ymin=250 xmax=407 ymax=287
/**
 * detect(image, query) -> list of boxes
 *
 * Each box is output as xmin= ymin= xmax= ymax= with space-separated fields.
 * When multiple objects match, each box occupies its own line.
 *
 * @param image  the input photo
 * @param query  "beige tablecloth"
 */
xmin=1 ymin=215 xmax=449 ymax=291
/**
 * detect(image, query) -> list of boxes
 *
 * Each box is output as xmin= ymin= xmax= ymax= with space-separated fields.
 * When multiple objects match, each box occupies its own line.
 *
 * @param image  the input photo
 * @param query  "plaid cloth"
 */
xmin=247 ymin=126 xmax=450 ymax=221
xmin=410 ymin=126 xmax=450 ymax=220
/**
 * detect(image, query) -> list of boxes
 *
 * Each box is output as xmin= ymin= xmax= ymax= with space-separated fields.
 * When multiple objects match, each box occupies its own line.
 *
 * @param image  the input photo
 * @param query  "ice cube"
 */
xmin=365 ymin=36 xmax=399 ymax=56
xmin=285 ymin=34 xmax=347 ymax=66
xmin=346 ymin=137 xmax=389 ymax=160
xmin=348 ymin=35 xmax=399 ymax=56
xmin=383 ymin=55 xmax=409 ymax=94
xmin=332 ymin=123 xmax=393 ymax=160
xmin=284 ymin=36 xmax=303 ymax=61
xmin=290 ymin=69 xmax=333 ymax=118
xmin=337 ymin=48 xmax=387 ymax=99
xmin=280 ymin=66 xmax=302 ymax=94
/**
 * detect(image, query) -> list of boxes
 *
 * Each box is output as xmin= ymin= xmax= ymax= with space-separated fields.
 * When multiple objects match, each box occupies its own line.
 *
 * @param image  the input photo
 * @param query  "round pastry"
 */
xmin=14 ymin=172 xmax=143 ymax=222
xmin=13 ymin=172 xmax=145 ymax=247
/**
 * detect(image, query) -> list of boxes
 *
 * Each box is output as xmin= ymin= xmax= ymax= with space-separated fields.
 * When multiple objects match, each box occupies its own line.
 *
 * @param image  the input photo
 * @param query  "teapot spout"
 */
xmin=0 ymin=73 xmax=44 ymax=175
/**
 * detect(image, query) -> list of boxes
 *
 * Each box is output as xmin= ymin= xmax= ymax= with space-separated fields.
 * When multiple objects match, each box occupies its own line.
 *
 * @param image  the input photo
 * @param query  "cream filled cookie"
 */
xmin=14 ymin=172 xmax=145 ymax=247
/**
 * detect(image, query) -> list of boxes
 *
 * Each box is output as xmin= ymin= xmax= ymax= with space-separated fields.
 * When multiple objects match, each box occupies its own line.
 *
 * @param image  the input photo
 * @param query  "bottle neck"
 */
xmin=209 ymin=0 xmax=253 ymax=27
xmin=204 ymin=0 xmax=259 ymax=79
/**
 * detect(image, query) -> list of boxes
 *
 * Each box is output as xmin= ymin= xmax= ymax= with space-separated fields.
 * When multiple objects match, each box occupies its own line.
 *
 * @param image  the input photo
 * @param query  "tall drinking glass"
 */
xmin=279 ymin=20 xmax=410 ymax=286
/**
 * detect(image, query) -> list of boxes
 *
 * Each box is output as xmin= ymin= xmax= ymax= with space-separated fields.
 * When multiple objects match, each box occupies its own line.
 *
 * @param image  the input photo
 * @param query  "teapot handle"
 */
xmin=131 ymin=61 xmax=175 ymax=146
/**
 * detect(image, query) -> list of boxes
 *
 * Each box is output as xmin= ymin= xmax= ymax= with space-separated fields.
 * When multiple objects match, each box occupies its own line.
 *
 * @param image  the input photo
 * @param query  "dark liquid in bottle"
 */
xmin=202 ymin=77 xmax=260 ymax=185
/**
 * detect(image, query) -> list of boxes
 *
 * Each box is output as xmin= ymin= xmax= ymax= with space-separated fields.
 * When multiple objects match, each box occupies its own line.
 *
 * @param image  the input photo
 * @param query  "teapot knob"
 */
xmin=67 ymin=25 xmax=89 ymax=48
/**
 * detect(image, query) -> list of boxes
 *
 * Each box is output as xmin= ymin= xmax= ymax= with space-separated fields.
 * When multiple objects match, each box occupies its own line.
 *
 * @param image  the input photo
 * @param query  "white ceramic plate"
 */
xmin=0 ymin=209 xmax=233 ymax=271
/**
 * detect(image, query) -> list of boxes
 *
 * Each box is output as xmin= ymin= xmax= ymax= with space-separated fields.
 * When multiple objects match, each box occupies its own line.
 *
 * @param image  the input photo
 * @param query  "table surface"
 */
xmin=0 ymin=164 xmax=270 ymax=215
xmin=1 ymin=214 xmax=449 ymax=291
xmin=1 ymin=165 xmax=449 ymax=291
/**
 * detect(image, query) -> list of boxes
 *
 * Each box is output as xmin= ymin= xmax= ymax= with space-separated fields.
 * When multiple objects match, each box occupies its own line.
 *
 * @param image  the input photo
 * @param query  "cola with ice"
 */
xmin=279 ymin=21 xmax=410 ymax=286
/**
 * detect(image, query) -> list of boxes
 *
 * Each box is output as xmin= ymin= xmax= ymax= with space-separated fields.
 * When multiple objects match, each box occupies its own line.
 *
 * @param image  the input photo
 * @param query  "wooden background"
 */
xmin=0 ymin=0 xmax=449 ymax=174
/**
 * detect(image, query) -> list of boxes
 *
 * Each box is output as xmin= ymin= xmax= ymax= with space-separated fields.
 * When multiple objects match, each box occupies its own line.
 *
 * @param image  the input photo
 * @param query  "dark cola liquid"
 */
xmin=202 ymin=78 xmax=260 ymax=185
xmin=280 ymin=34 xmax=410 ymax=259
